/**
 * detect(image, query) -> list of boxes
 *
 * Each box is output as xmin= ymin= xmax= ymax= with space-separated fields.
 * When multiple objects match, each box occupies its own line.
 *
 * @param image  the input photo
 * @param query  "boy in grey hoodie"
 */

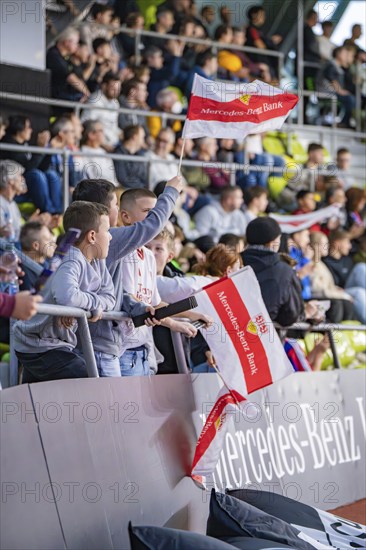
xmin=71 ymin=175 xmax=183 ymax=375
xmin=14 ymin=201 xmax=116 ymax=382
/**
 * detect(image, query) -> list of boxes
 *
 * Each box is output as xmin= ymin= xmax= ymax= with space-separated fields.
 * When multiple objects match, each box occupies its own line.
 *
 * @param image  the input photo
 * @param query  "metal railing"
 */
xmin=115 ymin=26 xmax=284 ymax=79
xmin=275 ymin=321 xmax=366 ymax=371
xmin=8 ymin=303 xmax=190 ymax=387
xmin=7 ymin=302 xmax=365 ymax=387
xmin=0 ymin=140 xmax=356 ymax=212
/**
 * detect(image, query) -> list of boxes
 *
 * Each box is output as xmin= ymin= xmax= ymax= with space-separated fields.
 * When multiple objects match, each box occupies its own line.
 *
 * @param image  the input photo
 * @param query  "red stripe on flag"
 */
xmin=191 ymin=390 xmax=245 ymax=472
xmin=206 ymin=278 xmax=273 ymax=393
xmin=187 ymin=94 xmax=298 ymax=124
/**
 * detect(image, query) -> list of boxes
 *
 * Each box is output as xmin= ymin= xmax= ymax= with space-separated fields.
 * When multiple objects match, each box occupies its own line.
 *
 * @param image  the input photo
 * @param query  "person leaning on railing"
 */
xmin=13 ymin=201 xmax=116 ymax=383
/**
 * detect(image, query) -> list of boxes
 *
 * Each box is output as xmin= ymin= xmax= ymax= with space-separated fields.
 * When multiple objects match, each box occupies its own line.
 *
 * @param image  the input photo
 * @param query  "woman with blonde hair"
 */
xmin=309 ymin=231 xmax=355 ymax=323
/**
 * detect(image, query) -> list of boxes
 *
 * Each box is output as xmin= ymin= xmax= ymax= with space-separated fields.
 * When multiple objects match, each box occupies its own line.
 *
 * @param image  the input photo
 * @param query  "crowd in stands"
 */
xmin=0 ymin=2 xmax=365 ymax=383
xmin=43 ymin=1 xmax=365 ymax=128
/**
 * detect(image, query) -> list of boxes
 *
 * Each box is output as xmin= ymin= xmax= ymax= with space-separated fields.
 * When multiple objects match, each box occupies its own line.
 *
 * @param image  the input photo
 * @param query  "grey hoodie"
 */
xmin=88 ymin=186 xmax=179 ymax=357
xmin=14 ymin=247 xmax=115 ymax=353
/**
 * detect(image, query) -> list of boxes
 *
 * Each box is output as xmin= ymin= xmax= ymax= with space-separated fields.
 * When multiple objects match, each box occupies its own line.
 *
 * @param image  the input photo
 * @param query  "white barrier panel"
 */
xmin=0 ymin=370 xmax=365 ymax=549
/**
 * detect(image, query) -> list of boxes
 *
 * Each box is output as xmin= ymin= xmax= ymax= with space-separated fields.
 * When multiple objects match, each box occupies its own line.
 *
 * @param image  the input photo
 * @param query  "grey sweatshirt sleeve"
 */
xmin=93 ymin=261 xmax=117 ymax=313
xmin=51 ymin=259 xmax=115 ymax=313
xmin=122 ymin=293 xmax=147 ymax=317
xmin=107 ymin=186 xmax=179 ymax=265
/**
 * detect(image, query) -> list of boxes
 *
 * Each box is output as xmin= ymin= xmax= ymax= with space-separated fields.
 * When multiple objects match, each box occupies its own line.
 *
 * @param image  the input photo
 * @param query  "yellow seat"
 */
xmin=0 ymin=343 xmax=10 ymax=355
xmin=268 ymin=176 xmax=287 ymax=199
xmin=341 ymin=321 xmax=366 ymax=353
xmin=18 ymin=202 xmax=36 ymax=217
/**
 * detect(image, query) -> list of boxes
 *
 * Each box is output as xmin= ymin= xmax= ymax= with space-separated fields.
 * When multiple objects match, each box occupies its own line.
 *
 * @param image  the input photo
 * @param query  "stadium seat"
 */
xmin=18 ymin=202 xmax=37 ymax=217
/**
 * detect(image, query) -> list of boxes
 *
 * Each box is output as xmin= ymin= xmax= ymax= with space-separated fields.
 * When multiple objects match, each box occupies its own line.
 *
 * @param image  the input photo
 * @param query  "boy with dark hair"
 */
xmin=279 ymin=143 xmax=326 ymax=211
xmin=71 ymin=175 xmax=184 ymax=375
xmin=243 ymin=186 xmax=268 ymax=224
xmin=119 ymin=189 xmax=197 ymax=375
xmin=324 ymin=230 xmax=365 ymax=323
xmin=293 ymin=190 xmax=321 ymax=232
xmin=13 ymin=201 xmax=116 ymax=382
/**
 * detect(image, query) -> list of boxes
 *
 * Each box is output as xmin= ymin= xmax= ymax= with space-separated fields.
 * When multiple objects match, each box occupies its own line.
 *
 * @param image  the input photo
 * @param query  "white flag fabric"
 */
xmin=270 ymin=205 xmax=342 ymax=233
xmin=191 ymin=266 xmax=294 ymax=479
xmin=182 ymin=75 xmax=299 ymax=140
xmin=191 ymin=387 xmax=247 ymax=483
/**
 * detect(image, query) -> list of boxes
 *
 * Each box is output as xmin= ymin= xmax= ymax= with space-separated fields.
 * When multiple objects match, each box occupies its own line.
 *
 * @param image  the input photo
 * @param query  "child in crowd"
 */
xmin=71 ymin=175 xmax=183 ymax=376
xmin=119 ymin=189 xmax=199 ymax=376
xmin=287 ymin=228 xmax=313 ymax=300
xmin=242 ymin=186 xmax=269 ymax=224
xmin=293 ymin=190 xmax=321 ymax=232
xmin=14 ymin=201 xmax=116 ymax=382
xmin=324 ymin=230 xmax=366 ymax=323
xmin=19 ymin=221 xmax=57 ymax=291
xmin=219 ymin=233 xmax=245 ymax=253
xmin=147 ymin=234 xmax=238 ymax=373
xmin=309 ymin=231 xmax=356 ymax=323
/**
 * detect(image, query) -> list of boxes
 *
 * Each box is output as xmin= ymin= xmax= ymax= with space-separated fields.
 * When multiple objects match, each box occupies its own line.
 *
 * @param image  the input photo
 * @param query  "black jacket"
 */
xmin=323 ymin=255 xmax=353 ymax=288
xmin=0 ymin=136 xmax=51 ymax=172
xmin=242 ymin=247 xmax=305 ymax=327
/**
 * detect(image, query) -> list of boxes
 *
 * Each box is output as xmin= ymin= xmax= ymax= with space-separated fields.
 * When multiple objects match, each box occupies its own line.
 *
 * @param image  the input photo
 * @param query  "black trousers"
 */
xmin=326 ymin=299 xmax=356 ymax=324
xmin=16 ymin=348 xmax=88 ymax=383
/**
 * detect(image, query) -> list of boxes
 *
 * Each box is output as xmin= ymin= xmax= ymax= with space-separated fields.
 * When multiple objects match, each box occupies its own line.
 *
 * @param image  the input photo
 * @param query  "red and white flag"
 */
xmin=270 ymin=204 xmax=342 ymax=233
xmin=191 ymin=267 xmax=294 ymax=480
xmin=183 ymin=75 xmax=299 ymax=140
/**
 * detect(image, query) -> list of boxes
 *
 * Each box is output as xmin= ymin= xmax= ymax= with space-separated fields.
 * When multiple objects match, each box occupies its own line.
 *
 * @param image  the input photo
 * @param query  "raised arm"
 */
xmin=107 ymin=176 xmax=183 ymax=264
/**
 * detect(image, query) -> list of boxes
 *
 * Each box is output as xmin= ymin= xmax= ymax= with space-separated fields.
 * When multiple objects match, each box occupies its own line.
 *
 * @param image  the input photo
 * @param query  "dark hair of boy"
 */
xmin=221 ymin=185 xmax=242 ymax=201
xmin=195 ymin=49 xmax=216 ymax=67
xmin=120 ymin=188 xmax=156 ymax=210
xmin=102 ymin=71 xmax=120 ymax=85
xmin=20 ymin=221 xmax=45 ymax=251
xmin=214 ymin=24 xmax=231 ymax=41
xmin=247 ymin=5 xmax=264 ymax=21
xmin=307 ymin=142 xmax=323 ymax=153
xmin=121 ymin=78 xmax=144 ymax=97
xmin=243 ymin=186 xmax=268 ymax=205
xmin=91 ymin=3 xmax=113 ymax=18
xmin=219 ymin=233 xmax=244 ymax=249
xmin=337 ymin=147 xmax=350 ymax=157
xmin=63 ymin=201 xmax=109 ymax=245
xmin=296 ymin=189 xmax=312 ymax=201
xmin=328 ymin=229 xmax=350 ymax=244
xmin=92 ymin=37 xmax=110 ymax=52
xmin=325 ymin=185 xmax=341 ymax=203
xmin=6 ymin=115 xmax=30 ymax=136
xmin=123 ymin=124 xmax=143 ymax=141
xmin=72 ymin=179 xmax=116 ymax=207
xmin=332 ymin=46 xmax=345 ymax=59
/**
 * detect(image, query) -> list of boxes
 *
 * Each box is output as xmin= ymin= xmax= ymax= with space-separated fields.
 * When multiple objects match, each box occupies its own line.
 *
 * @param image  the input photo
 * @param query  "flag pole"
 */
xmin=211 ymin=363 xmax=242 ymax=408
xmin=177 ymin=137 xmax=186 ymax=175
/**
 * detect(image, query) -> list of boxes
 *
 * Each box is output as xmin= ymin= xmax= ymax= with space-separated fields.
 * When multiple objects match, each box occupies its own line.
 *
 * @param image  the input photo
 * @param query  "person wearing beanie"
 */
xmin=242 ymin=217 xmax=305 ymax=326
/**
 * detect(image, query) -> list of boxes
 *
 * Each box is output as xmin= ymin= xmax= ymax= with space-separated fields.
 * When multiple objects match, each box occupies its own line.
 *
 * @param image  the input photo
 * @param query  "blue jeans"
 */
xmin=23 ymin=169 xmax=63 ymax=213
xmin=94 ymin=351 xmax=120 ymax=377
xmin=337 ymin=93 xmax=356 ymax=125
xmin=346 ymin=264 xmax=366 ymax=324
xmin=236 ymin=153 xmax=285 ymax=189
xmin=191 ymin=362 xmax=216 ymax=373
xmin=120 ymin=346 xmax=153 ymax=376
